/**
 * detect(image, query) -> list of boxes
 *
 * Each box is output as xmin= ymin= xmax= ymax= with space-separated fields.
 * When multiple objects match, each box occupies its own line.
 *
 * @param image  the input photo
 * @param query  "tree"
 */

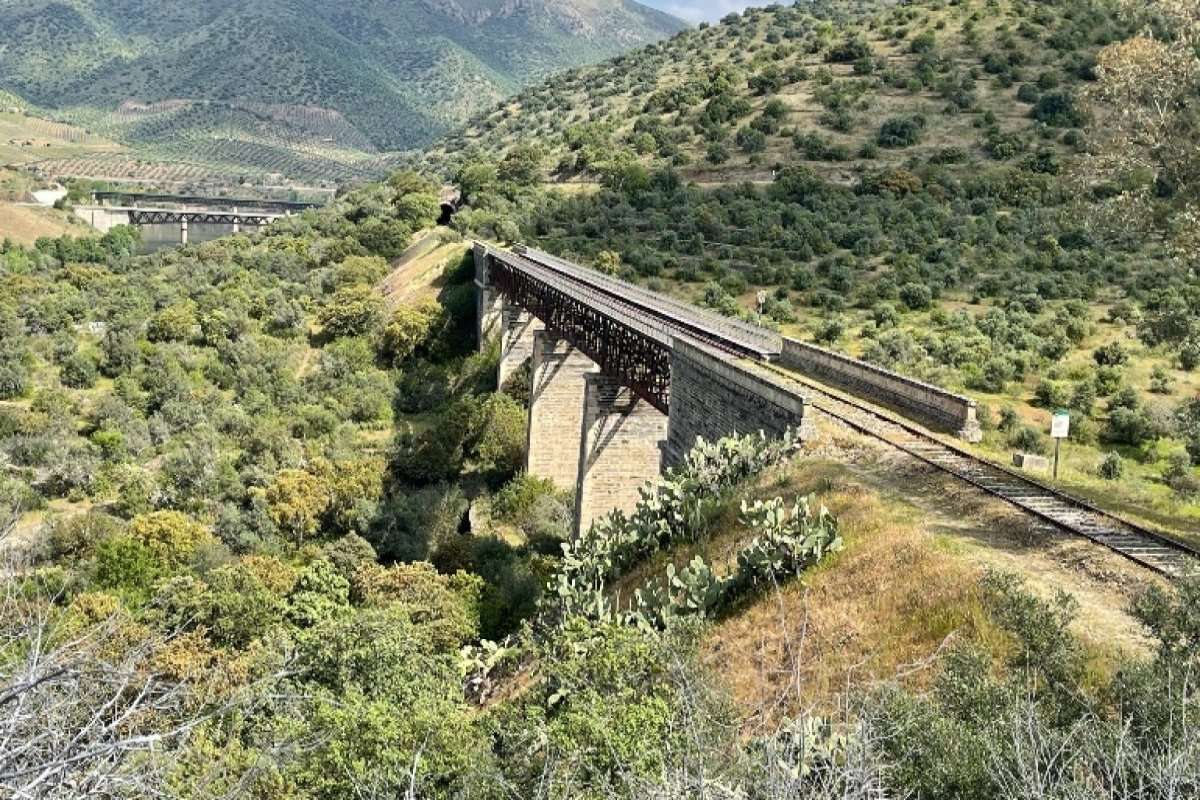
xmin=736 ymin=126 xmax=767 ymax=154
xmin=498 ymin=143 xmax=544 ymax=186
xmin=60 ymin=351 xmax=99 ymax=389
xmin=378 ymin=303 xmax=441 ymax=366
xmin=594 ymin=250 xmax=622 ymax=276
xmin=318 ymin=285 xmax=385 ymax=338
xmin=263 ymin=469 xmax=330 ymax=546
xmin=455 ymin=159 xmax=497 ymax=201
xmin=125 ymin=511 xmax=212 ymax=566
xmin=878 ymin=116 xmax=924 ymax=148
xmin=1087 ymin=1 xmax=1200 ymax=260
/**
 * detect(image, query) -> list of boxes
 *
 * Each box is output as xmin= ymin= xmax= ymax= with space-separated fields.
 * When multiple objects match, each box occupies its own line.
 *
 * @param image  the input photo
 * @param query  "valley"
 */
xmin=1 ymin=1 xmax=1199 ymax=798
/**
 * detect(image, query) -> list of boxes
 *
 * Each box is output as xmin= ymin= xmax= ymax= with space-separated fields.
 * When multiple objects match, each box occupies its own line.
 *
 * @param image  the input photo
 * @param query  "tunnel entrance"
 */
xmin=438 ymin=202 xmax=456 ymax=226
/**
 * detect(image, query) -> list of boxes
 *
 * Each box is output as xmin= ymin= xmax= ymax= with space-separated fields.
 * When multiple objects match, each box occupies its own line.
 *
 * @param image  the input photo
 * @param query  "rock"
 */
xmin=1013 ymin=452 xmax=1050 ymax=472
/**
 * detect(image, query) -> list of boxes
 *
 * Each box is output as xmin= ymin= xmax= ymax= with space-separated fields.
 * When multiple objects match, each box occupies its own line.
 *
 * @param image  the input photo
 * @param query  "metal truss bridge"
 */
xmin=484 ymin=244 xmax=782 ymax=413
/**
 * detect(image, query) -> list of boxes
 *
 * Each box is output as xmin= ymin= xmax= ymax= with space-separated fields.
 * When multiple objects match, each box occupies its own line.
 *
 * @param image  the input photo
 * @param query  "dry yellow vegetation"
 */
xmin=0 ymin=202 xmax=90 ymax=244
xmin=696 ymin=421 xmax=1158 ymax=733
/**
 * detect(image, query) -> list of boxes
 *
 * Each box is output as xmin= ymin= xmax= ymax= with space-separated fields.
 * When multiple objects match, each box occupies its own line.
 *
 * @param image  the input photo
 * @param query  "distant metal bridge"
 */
xmin=127 ymin=209 xmax=279 ymax=227
xmin=92 ymin=191 xmax=319 ymax=213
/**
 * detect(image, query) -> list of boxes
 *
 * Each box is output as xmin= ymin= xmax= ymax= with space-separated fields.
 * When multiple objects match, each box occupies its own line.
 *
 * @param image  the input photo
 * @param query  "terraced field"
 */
xmin=0 ymin=110 xmax=123 ymax=166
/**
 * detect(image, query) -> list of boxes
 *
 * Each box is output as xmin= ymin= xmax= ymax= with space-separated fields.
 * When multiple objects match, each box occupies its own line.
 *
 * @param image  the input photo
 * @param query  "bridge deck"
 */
xmin=498 ymin=251 xmax=674 ymax=346
xmin=93 ymin=191 xmax=318 ymax=212
xmin=515 ymin=245 xmax=782 ymax=360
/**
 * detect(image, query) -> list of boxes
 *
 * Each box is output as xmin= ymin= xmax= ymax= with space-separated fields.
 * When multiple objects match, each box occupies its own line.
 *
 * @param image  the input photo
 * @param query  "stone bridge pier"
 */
xmin=473 ymin=242 xmax=818 ymax=536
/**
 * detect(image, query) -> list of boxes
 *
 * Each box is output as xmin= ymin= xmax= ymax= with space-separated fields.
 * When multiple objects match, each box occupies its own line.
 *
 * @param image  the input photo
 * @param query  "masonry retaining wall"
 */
xmin=665 ymin=338 xmax=818 ymax=467
xmin=778 ymin=337 xmax=981 ymax=441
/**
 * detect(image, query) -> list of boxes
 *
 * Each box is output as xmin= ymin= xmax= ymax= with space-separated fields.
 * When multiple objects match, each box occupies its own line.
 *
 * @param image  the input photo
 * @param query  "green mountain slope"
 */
xmin=435 ymin=0 xmax=1200 ymax=536
xmin=0 ymin=0 xmax=684 ymax=183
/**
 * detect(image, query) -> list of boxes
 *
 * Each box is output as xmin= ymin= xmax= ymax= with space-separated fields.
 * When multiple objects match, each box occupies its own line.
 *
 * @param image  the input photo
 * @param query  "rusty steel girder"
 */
xmin=127 ymin=210 xmax=274 ymax=226
xmin=490 ymin=255 xmax=672 ymax=413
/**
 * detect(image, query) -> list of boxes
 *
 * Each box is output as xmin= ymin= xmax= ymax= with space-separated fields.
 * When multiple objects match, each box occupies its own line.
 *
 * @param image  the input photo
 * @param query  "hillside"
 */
xmin=436 ymin=0 xmax=1200 ymax=540
xmin=2 ymin=1 xmax=1200 ymax=797
xmin=0 ymin=0 xmax=684 ymax=185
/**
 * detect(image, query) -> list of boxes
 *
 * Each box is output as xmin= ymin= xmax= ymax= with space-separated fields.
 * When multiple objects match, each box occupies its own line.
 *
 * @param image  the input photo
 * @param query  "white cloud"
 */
xmin=641 ymin=1 xmax=759 ymax=24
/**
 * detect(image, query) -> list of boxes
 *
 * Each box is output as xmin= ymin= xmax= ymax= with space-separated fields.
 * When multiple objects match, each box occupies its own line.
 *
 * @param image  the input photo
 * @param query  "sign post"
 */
xmin=1050 ymin=410 xmax=1070 ymax=480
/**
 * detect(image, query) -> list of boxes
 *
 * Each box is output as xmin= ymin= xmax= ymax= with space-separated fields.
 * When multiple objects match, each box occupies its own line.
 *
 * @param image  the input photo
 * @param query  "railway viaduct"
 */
xmin=474 ymin=242 xmax=982 ymax=534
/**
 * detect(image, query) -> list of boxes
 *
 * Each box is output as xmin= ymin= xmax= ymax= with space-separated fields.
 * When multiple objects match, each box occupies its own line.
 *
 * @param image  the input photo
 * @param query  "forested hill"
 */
xmin=439 ymin=0 xmax=1200 ymax=542
xmin=430 ymin=0 xmax=1116 ymax=181
xmin=0 ymin=0 xmax=684 ymax=178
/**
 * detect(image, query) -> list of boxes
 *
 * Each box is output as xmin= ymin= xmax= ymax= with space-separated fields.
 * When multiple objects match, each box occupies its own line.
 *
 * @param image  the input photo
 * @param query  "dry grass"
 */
xmin=700 ymin=468 xmax=993 ymax=734
xmin=378 ymin=238 xmax=469 ymax=309
xmin=0 ymin=202 xmax=92 ymax=243
xmin=694 ymin=424 xmax=1160 ymax=735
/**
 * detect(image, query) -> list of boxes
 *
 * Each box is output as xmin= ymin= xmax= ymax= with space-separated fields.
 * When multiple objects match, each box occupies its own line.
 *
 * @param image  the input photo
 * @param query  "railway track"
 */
xmin=506 ymin=243 xmax=1200 ymax=578
xmin=773 ymin=366 xmax=1200 ymax=578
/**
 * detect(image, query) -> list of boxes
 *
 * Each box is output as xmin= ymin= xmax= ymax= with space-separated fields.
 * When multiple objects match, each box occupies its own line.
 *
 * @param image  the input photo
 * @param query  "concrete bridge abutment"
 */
xmin=665 ymin=338 xmax=817 ymax=468
xmin=526 ymin=331 xmax=597 ymax=491
xmin=573 ymin=373 xmax=669 ymax=537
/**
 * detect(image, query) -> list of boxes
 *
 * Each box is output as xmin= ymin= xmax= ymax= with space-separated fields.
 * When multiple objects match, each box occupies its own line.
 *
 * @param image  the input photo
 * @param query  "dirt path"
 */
xmin=378 ymin=232 xmax=468 ymax=310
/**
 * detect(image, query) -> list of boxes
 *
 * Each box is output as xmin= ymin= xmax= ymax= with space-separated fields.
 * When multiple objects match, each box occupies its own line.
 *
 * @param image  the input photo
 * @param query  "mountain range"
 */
xmin=0 ymin=0 xmax=684 ymax=183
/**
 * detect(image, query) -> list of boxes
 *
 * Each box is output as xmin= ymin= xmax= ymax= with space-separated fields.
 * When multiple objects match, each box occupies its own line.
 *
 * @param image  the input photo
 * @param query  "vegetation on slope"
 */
xmin=0 ymin=0 xmax=684 ymax=184
xmin=2 ymin=1 xmax=1199 ymax=798
xmin=437 ymin=0 xmax=1200 ymax=537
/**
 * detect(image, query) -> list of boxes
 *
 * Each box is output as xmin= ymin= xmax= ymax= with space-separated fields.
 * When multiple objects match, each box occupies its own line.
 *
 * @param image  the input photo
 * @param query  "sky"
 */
xmin=639 ymin=0 xmax=761 ymax=24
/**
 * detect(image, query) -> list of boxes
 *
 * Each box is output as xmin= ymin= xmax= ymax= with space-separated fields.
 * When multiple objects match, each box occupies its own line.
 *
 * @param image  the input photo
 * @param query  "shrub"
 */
xmin=898 ymin=282 xmax=933 ymax=310
xmin=258 ymin=471 xmax=325 ymax=547
xmin=1150 ymin=366 xmax=1175 ymax=394
xmin=878 ymin=116 xmax=924 ymax=148
xmin=1179 ymin=337 xmax=1200 ymax=371
xmin=1105 ymin=404 xmax=1157 ymax=447
xmin=318 ymin=285 xmax=385 ymax=338
xmin=492 ymin=473 xmax=558 ymax=522
xmin=1032 ymin=90 xmax=1086 ymax=127
xmin=128 ymin=511 xmax=214 ymax=568
xmin=378 ymin=303 xmax=441 ymax=366
xmin=0 ymin=362 xmax=28 ymax=399
xmin=146 ymin=302 xmax=197 ymax=343
xmin=1098 ymin=452 xmax=1124 ymax=480
xmin=45 ymin=511 xmax=124 ymax=561
xmin=735 ymin=126 xmax=766 ymax=154
xmin=1163 ymin=452 xmax=1199 ymax=497
xmin=1034 ymin=379 xmax=1070 ymax=409
xmin=1010 ymin=425 xmax=1048 ymax=455
xmin=827 ymin=37 xmax=871 ymax=63
xmin=1093 ymin=341 xmax=1129 ymax=367
xmin=93 ymin=535 xmax=162 ymax=596
xmin=706 ymin=141 xmax=730 ymax=165
xmin=60 ymin=351 xmax=99 ymax=389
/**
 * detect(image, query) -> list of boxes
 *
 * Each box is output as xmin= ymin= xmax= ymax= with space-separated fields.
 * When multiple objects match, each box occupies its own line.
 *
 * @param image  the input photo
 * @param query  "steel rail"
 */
xmin=766 ymin=362 xmax=1200 ymax=578
xmin=515 ymin=245 xmax=782 ymax=359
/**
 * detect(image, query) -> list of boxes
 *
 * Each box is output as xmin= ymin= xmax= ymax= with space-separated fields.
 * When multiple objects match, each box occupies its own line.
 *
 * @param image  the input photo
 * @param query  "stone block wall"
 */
xmin=498 ymin=302 xmax=541 ymax=389
xmin=527 ymin=332 xmax=597 ymax=490
xmin=473 ymin=243 xmax=502 ymax=351
xmin=665 ymin=338 xmax=817 ymax=467
xmin=575 ymin=373 xmax=668 ymax=535
xmin=778 ymin=337 xmax=981 ymax=441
